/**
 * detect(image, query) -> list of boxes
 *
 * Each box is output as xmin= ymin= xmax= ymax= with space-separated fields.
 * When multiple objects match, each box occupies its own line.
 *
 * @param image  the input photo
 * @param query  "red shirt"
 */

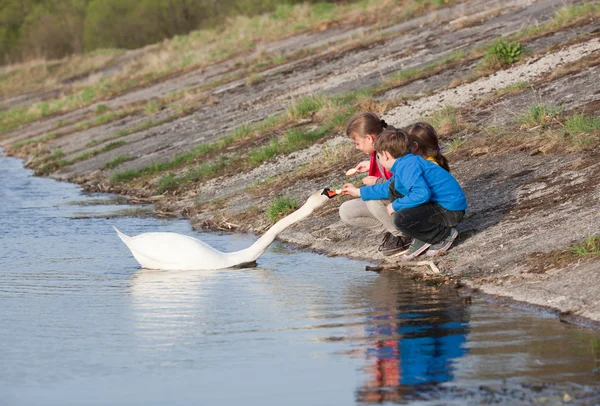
xmin=368 ymin=152 xmax=393 ymax=180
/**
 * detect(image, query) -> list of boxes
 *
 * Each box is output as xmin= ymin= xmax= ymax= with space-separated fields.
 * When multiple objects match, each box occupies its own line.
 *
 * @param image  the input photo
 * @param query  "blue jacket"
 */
xmin=360 ymin=154 xmax=468 ymax=212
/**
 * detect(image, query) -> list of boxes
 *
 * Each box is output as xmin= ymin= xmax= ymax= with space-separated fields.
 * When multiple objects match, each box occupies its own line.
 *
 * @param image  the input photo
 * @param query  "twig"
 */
xmin=365 ymin=260 xmax=440 ymax=274
xmin=398 ymin=260 xmax=440 ymax=274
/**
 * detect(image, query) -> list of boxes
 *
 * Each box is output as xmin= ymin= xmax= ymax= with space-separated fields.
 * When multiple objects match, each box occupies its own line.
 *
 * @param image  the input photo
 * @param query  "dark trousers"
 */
xmin=392 ymin=203 xmax=465 ymax=244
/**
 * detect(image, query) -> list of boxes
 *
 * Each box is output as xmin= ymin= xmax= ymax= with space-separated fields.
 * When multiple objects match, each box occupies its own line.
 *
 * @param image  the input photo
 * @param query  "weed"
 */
xmin=571 ymin=235 xmax=600 ymax=256
xmin=479 ymin=40 xmax=525 ymax=71
xmin=266 ymin=196 xmax=299 ymax=223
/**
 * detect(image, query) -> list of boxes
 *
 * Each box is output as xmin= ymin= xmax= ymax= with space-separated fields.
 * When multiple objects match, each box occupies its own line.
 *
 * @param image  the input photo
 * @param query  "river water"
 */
xmin=1 ymin=151 xmax=599 ymax=405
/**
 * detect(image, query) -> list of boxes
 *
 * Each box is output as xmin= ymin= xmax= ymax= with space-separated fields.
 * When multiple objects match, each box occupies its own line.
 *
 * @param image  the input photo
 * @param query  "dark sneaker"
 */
xmin=378 ymin=232 xmax=412 ymax=257
xmin=399 ymin=238 xmax=432 ymax=261
xmin=425 ymin=228 xmax=459 ymax=257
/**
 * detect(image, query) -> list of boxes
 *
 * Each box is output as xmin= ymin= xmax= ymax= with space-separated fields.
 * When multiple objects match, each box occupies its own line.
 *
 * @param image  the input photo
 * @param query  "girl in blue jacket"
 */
xmin=342 ymin=128 xmax=467 ymax=260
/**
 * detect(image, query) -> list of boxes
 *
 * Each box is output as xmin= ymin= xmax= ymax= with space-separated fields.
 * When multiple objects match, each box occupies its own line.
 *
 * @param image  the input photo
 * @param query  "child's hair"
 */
xmin=345 ymin=112 xmax=390 ymax=140
xmin=405 ymin=122 xmax=450 ymax=172
xmin=373 ymin=128 xmax=409 ymax=158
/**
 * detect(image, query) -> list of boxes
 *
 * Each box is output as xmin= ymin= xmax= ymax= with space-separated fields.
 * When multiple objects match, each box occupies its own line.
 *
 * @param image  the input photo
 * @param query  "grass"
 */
xmin=109 ymin=88 xmax=395 ymax=192
xmin=425 ymin=106 xmax=465 ymax=136
xmin=71 ymin=141 xmax=127 ymax=164
xmin=155 ymin=160 xmax=226 ymax=195
xmin=571 ymin=235 xmax=600 ymax=257
xmin=378 ymin=49 xmax=465 ymax=91
xmin=246 ymin=74 xmax=265 ymax=86
xmin=286 ymin=95 xmax=326 ymax=120
xmin=266 ymin=196 xmax=299 ymax=223
xmin=248 ymin=126 xmax=330 ymax=165
xmin=103 ymin=155 xmax=134 ymax=169
xmin=496 ymin=81 xmax=529 ymax=97
xmin=563 ymin=113 xmax=600 ymax=135
xmin=444 ymin=136 xmax=464 ymax=153
xmin=518 ymin=104 xmax=563 ymax=128
xmin=12 ymin=132 xmax=59 ymax=149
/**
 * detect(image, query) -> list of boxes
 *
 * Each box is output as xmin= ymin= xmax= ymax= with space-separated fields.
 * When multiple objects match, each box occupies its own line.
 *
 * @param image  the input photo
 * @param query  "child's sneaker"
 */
xmin=378 ymin=232 xmax=412 ymax=257
xmin=398 ymin=239 xmax=432 ymax=261
xmin=425 ymin=228 xmax=459 ymax=256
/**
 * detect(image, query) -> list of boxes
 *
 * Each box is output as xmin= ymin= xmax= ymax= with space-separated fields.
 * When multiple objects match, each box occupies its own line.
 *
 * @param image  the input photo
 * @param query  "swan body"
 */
xmin=115 ymin=189 xmax=331 ymax=270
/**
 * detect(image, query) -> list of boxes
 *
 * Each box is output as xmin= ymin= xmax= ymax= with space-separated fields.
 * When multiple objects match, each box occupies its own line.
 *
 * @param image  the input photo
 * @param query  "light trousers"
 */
xmin=339 ymin=198 xmax=404 ymax=237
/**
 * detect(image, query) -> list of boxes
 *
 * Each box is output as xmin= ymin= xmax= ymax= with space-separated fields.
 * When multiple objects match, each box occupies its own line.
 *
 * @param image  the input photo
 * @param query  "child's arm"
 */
xmin=390 ymin=162 xmax=431 ymax=211
xmin=359 ymin=178 xmax=392 ymax=200
xmin=341 ymin=178 xmax=392 ymax=199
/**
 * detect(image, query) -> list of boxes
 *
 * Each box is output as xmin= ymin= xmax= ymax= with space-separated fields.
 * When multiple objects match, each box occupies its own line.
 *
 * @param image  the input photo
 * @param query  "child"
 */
xmin=342 ymin=128 xmax=467 ymax=260
xmin=406 ymin=122 xmax=450 ymax=171
xmin=339 ymin=112 xmax=412 ymax=256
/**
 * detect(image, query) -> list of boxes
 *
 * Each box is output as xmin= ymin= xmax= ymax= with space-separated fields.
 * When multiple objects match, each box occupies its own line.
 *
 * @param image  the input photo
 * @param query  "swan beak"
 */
xmin=321 ymin=188 xmax=339 ymax=199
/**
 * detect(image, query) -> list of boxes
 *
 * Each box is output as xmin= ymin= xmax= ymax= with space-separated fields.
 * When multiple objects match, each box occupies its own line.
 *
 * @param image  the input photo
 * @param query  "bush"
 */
xmin=479 ymin=40 xmax=524 ymax=71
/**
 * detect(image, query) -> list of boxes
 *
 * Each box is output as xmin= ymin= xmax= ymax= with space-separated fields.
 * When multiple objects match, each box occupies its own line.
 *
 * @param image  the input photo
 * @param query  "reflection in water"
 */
xmin=3 ymin=150 xmax=600 ymax=405
xmin=351 ymin=272 xmax=469 ymax=403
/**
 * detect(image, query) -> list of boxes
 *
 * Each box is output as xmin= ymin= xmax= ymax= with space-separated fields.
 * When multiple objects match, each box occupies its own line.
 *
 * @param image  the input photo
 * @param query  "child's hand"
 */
xmin=362 ymin=176 xmax=378 ymax=186
xmin=342 ymin=183 xmax=361 ymax=197
xmin=387 ymin=203 xmax=395 ymax=216
xmin=355 ymin=160 xmax=370 ymax=173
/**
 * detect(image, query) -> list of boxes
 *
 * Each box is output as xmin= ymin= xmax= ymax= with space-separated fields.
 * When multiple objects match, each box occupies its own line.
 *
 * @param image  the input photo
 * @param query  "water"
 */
xmin=1 ymin=151 xmax=599 ymax=406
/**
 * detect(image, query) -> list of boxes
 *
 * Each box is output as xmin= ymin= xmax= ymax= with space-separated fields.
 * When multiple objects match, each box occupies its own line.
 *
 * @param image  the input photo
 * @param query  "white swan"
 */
xmin=115 ymin=188 xmax=335 ymax=271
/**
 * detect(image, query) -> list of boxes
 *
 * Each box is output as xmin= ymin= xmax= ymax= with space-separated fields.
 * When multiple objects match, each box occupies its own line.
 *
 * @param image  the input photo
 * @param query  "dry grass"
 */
xmin=0 ymin=49 xmax=123 ymax=97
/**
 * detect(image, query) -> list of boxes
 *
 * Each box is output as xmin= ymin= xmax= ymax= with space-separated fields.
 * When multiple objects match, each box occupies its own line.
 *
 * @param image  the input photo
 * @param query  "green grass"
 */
xmin=518 ymin=104 xmax=563 ymax=127
xmin=381 ymin=49 xmax=465 ymax=89
xmin=144 ymin=100 xmax=162 ymax=115
xmin=444 ymin=136 xmax=464 ymax=153
xmin=563 ymin=113 xmax=600 ymax=134
xmin=71 ymin=141 xmax=127 ymax=164
xmin=246 ymin=74 xmax=265 ymax=86
xmin=286 ymin=95 xmax=326 ymax=119
xmin=103 ymin=155 xmax=134 ymax=169
xmin=571 ymin=235 xmax=600 ymax=256
xmin=496 ymin=81 xmax=529 ymax=97
xmin=266 ymin=196 xmax=299 ymax=223
xmin=248 ymin=126 xmax=329 ymax=165
xmin=95 ymin=104 xmax=110 ymax=114
xmin=12 ymin=132 xmax=60 ymax=149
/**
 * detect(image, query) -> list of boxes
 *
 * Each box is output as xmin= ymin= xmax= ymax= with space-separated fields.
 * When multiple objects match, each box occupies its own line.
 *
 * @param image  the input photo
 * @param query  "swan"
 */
xmin=114 ymin=188 xmax=337 ymax=271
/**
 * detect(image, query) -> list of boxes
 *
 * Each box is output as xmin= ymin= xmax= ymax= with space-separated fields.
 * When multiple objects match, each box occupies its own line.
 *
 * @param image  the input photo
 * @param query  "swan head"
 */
xmin=299 ymin=189 xmax=332 ymax=212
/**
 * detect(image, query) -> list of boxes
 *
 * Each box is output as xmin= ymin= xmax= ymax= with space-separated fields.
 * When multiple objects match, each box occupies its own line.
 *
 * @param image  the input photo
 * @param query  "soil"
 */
xmin=2 ymin=0 xmax=600 ymax=327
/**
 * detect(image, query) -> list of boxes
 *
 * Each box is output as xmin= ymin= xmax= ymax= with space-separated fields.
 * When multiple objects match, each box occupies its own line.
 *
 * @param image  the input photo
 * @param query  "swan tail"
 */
xmin=113 ymin=226 xmax=132 ymax=244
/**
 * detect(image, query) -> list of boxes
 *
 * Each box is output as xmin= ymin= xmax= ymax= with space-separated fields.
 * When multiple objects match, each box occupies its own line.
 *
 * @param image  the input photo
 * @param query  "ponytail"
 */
xmin=434 ymin=149 xmax=450 ymax=172
xmin=406 ymin=122 xmax=450 ymax=172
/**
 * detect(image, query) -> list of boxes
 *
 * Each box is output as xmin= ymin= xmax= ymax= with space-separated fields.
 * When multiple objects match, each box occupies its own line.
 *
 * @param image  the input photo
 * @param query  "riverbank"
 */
xmin=2 ymin=0 xmax=599 ymax=326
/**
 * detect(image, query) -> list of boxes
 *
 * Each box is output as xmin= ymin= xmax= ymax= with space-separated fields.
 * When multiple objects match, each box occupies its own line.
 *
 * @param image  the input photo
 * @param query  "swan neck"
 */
xmin=234 ymin=205 xmax=312 ymax=263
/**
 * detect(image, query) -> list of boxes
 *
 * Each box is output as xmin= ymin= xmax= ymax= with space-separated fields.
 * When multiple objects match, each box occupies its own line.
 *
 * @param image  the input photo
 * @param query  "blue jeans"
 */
xmin=392 ymin=203 xmax=464 ymax=244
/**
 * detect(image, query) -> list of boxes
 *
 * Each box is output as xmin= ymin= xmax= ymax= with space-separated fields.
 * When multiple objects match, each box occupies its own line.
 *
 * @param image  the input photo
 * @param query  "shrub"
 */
xmin=479 ymin=40 xmax=524 ymax=71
